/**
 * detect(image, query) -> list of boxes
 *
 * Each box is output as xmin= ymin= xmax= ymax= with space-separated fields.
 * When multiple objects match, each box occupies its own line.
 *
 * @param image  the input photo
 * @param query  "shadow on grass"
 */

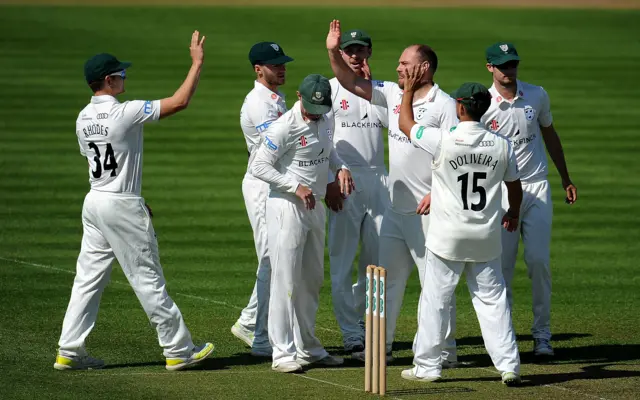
xmin=386 ymin=386 xmax=475 ymax=396
xmin=392 ymin=343 xmax=640 ymax=368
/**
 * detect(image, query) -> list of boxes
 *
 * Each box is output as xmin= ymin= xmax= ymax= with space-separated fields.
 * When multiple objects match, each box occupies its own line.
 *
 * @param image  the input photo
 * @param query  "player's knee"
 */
xmin=523 ymin=250 xmax=550 ymax=273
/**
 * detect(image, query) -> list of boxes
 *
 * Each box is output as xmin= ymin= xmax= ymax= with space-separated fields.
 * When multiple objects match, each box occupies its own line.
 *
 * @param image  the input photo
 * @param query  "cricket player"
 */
xmin=232 ymin=42 xmax=293 ymax=357
xmin=481 ymin=42 xmax=578 ymax=356
xmin=397 ymin=73 xmax=523 ymax=386
xmin=54 ymin=31 xmax=214 ymax=371
xmin=326 ymin=29 xmax=390 ymax=354
xmin=326 ymin=20 xmax=458 ymax=364
xmin=250 ymin=74 xmax=354 ymax=373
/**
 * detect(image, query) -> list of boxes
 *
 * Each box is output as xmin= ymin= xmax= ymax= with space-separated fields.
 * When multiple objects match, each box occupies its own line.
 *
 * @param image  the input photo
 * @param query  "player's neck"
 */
xmin=257 ymin=78 xmax=279 ymax=94
xmin=413 ymin=81 xmax=434 ymax=101
xmin=494 ymin=80 xmax=517 ymax=100
xmin=93 ymin=89 xmax=118 ymax=97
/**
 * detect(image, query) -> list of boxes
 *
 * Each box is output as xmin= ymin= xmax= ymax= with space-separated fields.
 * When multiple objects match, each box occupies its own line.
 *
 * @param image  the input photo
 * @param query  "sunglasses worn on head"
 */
xmin=493 ymin=61 xmax=519 ymax=70
xmin=107 ymin=70 xmax=126 ymax=79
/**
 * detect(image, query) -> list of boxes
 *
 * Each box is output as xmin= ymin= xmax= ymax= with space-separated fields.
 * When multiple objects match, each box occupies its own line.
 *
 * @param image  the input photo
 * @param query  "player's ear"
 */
xmin=296 ymin=91 xmax=301 ymax=101
xmin=366 ymin=47 xmax=372 ymax=58
xmin=486 ymin=63 xmax=493 ymax=73
xmin=254 ymin=64 xmax=261 ymax=77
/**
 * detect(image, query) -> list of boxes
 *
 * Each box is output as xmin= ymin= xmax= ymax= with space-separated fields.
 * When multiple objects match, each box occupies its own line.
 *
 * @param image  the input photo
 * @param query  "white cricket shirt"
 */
xmin=481 ymin=80 xmax=553 ymax=183
xmin=250 ymin=101 xmax=348 ymax=198
xmin=240 ymin=81 xmax=288 ymax=169
xmin=371 ymin=81 xmax=458 ymax=214
xmin=410 ymin=121 xmax=520 ymax=262
xmin=75 ymin=95 xmax=161 ymax=195
xmin=329 ymin=78 xmax=386 ymax=169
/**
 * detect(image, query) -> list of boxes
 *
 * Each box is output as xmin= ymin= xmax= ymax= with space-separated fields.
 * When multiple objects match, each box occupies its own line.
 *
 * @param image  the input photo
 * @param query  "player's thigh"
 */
xmin=404 ymin=213 xmax=428 ymax=269
xmin=521 ymin=181 xmax=553 ymax=260
xmin=328 ymin=189 xmax=364 ymax=253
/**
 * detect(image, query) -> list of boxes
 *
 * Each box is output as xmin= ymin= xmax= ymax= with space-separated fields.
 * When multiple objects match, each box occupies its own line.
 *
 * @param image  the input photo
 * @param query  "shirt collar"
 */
xmin=408 ymin=83 xmax=440 ymax=105
xmin=91 ymin=95 xmax=118 ymax=104
xmin=255 ymin=80 xmax=284 ymax=101
xmin=489 ymin=80 xmax=525 ymax=104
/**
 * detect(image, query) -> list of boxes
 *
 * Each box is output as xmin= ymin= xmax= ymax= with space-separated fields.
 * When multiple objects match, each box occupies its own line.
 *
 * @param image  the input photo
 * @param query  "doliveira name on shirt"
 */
xmin=449 ymin=153 xmax=499 ymax=171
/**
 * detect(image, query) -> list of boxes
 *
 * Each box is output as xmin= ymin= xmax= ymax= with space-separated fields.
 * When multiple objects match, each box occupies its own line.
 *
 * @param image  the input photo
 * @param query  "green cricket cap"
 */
xmin=298 ymin=74 xmax=332 ymax=115
xmin=84 ymin=53 xmax=131 ymax=84
xmin=248 ymin=42 xmax=294 ymax=66
xmin=485 ymin=42 xmax=520 ymax=66
xmin=340 ymin=29 xmax=372 ymax=49
xmin=451 ymin=82 xmax=492 ymax=114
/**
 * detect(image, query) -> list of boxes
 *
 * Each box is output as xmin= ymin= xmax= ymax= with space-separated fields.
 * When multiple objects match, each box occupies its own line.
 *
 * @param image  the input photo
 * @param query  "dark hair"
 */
xmin=88 ymin=79 xmax=105 ymax=93
xmin=459 ymin=94 xmax=492 ymax=121
xmin=413 ymin=44 xmax=438 ymax=74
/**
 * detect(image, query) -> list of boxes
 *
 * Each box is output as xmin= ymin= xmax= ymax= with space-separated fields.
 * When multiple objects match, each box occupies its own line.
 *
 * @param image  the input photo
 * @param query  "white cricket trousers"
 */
xmin=58 ymin=190 xmax=194 ymax=359
xmin=328 ymin=168 xmax=389 ymax=344
xmin=413 ymin=251 xmax=520 ymax=378
xmin=266 ymin=192 xmax=329 ymax=367
xmin=378 ymin=209 xmax=456 ymax=360
xmin=501 ymin=180 xmax=552 ymax=340
xmin=237 ymin=173 xmax=271 ymax=348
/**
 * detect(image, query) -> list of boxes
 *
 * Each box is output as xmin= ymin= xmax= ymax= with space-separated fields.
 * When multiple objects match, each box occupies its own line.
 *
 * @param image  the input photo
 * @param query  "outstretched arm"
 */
xmin=326 ymin=19 xmax=373 ymax=101
xmin=541 ymin=124 xmax=578 ymax=204
xmin=159 ymin=30 xmax=206 ymax=119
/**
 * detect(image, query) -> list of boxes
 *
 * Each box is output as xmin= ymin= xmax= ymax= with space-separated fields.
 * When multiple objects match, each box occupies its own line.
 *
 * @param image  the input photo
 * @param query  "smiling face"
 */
xmin=340 ymin=44 xmax=372 ymax=75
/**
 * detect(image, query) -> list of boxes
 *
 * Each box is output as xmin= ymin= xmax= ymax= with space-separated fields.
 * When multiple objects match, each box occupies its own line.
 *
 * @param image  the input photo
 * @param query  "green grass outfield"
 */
xmin=1 ymin=5 xmax=640 ymax=399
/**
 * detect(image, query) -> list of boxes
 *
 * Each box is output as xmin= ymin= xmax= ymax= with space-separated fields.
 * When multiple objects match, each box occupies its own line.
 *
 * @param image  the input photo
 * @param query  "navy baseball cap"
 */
xmin=249 ymin=42 xmax=294 ymax=66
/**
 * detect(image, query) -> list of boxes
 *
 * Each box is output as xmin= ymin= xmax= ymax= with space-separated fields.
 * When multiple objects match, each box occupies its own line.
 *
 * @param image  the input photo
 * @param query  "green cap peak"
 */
xmin=340 ymin=29 xmax=372 ymax=49
xmin=249 ymin=42 xmax=294 ymax=66
xmin=298 ymin=74 xmax=332 ymax=115
xmin=486 ymin=42 xmax=520 ymax=65
xmin=84 ymin=53 xmax=131 ymax=84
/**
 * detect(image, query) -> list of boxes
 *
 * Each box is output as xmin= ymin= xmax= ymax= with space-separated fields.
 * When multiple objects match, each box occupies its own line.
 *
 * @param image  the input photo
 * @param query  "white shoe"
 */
xmin=272 ymin=361 xmax=303 ymax=373
xmin=502 ymin=371 xmax=522 ymax=386
xmin=231 ymin=322 xmax=254 ymax=347
xmin=54 ymin=354 xmax=105 ymax=370
xmin=533 ymin=338 xmax=554 ymax=356
xmin=401 ymin=368 xmax=441 ymax=382
xmin=297 ymin=354 xmax=344 ymax=367
xmin=250 ymin=346 xmax=272 ymax=357
xmin=166 ymin=342 xmax=215 ymax=371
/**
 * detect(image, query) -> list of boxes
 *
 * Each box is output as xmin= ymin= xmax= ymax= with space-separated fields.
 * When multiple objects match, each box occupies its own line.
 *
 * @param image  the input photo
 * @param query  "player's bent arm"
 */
xmin=540 ymin=124 xmax=573 ymax=187
xmin=328 ymin=49 xmax=373 ymax=101
xmin=398 ymin=89 xmax=417 ymax=137
xmin=159 ymin=61 xmax=203 ymax=119
xmin=250 ymin=131 xmax=299 ymax=194
xmin=410 ymin=125 xmax=441 ymax=155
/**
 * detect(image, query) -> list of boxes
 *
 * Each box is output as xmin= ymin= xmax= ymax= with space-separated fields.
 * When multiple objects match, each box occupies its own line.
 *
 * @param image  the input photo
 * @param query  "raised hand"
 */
xmin=327 ymin=19 xmax=342 ymax=51
xmin=362 ymin=58 xmax=372 ymax=80
xmin=404 ymin=64 xmax=425 ymax=93
xmin=190 ymin=30 xmax=206 ymax=65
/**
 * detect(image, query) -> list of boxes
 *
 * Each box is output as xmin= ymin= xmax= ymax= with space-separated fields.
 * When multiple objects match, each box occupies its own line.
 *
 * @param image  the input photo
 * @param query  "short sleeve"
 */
xmin=504 ymin=140 xmax=520 ymax=182
xmin=410 ymin=124 xmax=442 ymax=156
xmin=122 ymin=100 xmax=161 ymax=125
xmin=439 ymin=98 xmax=459 ymax=131
xmin=537 ymin=87 xmax=553 ymax=128
xmin=370 ymin=80 xmax=392 ymax=108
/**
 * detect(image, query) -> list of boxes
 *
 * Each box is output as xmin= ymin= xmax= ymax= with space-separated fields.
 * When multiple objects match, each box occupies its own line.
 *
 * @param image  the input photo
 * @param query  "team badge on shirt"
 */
xmin=524 ymin=105 xmax=536 ymax=121
xmin=416 ymin=107 xmax=427 ymax=120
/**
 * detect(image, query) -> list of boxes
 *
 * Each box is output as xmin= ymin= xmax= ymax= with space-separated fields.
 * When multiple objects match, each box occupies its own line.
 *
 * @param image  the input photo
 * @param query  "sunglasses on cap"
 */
xmin=107 ymin=70 xmax=126 ymax=79
xmin=493 ymin=60 xmax=519 ymax=70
